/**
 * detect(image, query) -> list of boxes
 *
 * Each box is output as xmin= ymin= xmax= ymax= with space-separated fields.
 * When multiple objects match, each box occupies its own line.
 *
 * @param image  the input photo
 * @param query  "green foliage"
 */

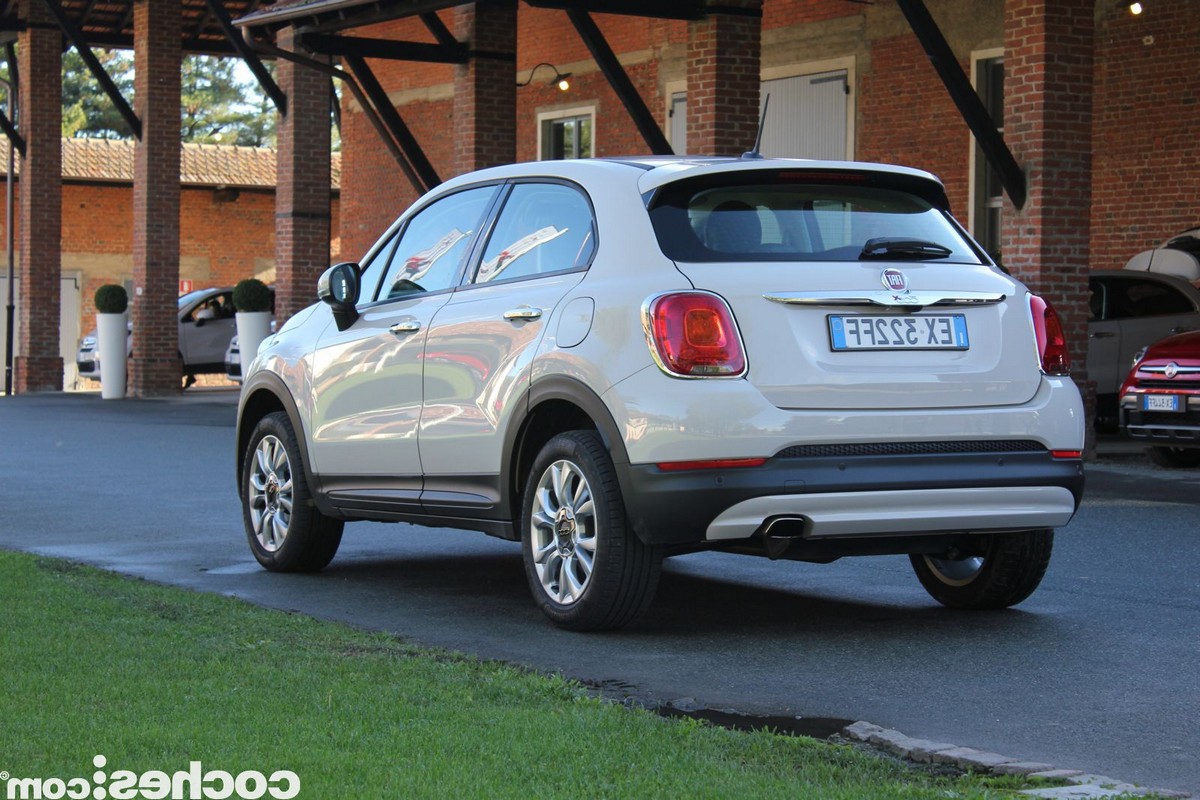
xmin=233 ymin=278 xmax=271 ymax=312
xmin=58 ymin=49 xmax=277 ymax=146
xmin=62 ymin=49 xmax=135 ymax=139
xmin=93 ymin=284 xmax=128 ymax=314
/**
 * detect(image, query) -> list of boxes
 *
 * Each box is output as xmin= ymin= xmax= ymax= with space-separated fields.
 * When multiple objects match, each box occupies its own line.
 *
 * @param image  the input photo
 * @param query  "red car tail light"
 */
xmin=1029 ymin=294 xmax=1071 ymax=375
xmin=644 ymin=291 xmax=747 ymax=378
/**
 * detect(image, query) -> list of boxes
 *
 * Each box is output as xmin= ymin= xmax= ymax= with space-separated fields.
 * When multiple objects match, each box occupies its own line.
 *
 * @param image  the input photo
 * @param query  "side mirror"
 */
xmin=318 ymin=262 xmax=361 ymax=331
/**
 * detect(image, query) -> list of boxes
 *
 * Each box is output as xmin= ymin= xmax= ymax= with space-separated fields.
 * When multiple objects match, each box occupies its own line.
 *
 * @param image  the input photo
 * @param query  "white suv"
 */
xmin=236 ymin=157 xmax=1085 ymax=631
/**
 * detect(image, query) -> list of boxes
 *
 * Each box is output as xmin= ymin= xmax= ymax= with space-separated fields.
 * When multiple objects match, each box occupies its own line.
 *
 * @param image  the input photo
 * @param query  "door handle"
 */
xmin=389 ymin=320 xmax=421 ymax=334
xmin=503 ymin=307 xmax=543 ymax=321
xmin=1170 ymin=326 xmax=1192 ymax=334
xmin=1089 ymin=331 xmax=1115 ymax=339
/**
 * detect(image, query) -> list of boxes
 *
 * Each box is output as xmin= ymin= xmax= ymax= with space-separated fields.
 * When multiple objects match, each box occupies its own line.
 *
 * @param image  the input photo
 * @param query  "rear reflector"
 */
xmin=1050 ymin=450 xmax=1082 ymax=459
xmin=656 ymin=457 xmax=767 ymax=472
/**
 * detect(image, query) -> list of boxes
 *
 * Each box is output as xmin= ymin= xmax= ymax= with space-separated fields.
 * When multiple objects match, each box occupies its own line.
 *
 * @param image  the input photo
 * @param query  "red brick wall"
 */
xmin=1092 ymin=1 xmax=1200 ymax=271
xmin=858 ymin=34 xmax=972 ymax=217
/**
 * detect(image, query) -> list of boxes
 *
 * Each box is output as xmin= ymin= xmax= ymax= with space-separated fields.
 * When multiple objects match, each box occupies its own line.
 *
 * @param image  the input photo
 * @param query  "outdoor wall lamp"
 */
xmin=517 ymin=62 xmax=571 ymax=92
xmin=1117 ymin=0 xmax=1144 ymax=15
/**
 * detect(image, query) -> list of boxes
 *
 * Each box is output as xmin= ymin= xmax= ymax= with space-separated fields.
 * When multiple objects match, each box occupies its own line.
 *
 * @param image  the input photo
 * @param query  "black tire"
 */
xmin=910 ymin=530 xmax=1053 ymax=610
xmin=520 ymin=431 xmax=661 ymax=631
xmin=1147 ymin=446 xmax=1200 ymax=469
xmin=241 ymin=411 xmax=343 ymax=572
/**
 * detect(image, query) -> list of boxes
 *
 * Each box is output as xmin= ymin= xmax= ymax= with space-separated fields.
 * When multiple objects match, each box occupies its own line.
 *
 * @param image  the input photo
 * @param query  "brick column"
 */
xmin=275 ymin=26 xmax=331 ymax=323
xmin=15 ymin=0 xmax=62 ymax=392
xmin=129 ymin=0 xmax=182 ymax=396
xmin=686 ymin=1 xmax=763 ymax=157
xmin=453 ymin=2 xmax=517 ymax=175
xmin=1001 ymin=0 xmax=1095 ymax=434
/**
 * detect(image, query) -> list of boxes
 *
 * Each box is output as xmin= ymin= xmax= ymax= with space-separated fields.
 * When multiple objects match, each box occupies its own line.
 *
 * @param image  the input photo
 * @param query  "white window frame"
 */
xmin=968 ymin=47 xmax=1005 ymax=248
xmin=536 ymin=105 xmax=597 ymax=160
xmin=761 ymin=56 xmax=857 ymax=160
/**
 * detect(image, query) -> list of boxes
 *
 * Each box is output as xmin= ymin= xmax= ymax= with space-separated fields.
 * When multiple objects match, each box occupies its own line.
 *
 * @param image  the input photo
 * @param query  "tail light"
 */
xmin=643 ymin=291 xmax=747 ymax=378
xmin=1028 ymin=294 xmax=1071 ymax=375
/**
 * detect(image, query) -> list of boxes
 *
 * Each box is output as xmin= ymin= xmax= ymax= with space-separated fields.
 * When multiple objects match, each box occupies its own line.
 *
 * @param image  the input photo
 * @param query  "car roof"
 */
xmin=436 ymin=156 xmax=945 ymax=196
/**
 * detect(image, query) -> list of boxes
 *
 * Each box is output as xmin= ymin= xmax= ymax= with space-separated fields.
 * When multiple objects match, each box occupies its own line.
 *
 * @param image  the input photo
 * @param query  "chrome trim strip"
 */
xmin=763 ymin=290 xmax=1005 ymax=309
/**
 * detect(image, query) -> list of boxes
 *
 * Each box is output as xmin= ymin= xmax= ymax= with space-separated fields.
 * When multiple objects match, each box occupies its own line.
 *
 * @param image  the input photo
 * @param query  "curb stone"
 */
xmin=841 ymin=721 xmax=1191 ymax=799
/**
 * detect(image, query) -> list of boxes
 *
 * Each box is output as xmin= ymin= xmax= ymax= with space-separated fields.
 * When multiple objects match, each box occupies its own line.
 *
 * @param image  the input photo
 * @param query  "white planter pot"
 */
xmin=236 ymin=311 xmax=272 ymax=373
xmin=96 ymin=312 xmax=127 ymax=400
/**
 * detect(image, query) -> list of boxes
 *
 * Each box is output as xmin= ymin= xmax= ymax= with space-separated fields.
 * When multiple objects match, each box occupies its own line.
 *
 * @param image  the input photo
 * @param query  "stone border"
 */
xmin=843 ymin=721 xmax=1191 ymax=799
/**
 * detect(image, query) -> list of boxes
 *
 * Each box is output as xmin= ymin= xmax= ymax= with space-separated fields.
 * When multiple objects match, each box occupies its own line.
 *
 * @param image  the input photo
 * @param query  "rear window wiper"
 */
xmin=859 ymin=237 xmax=953 ymax=261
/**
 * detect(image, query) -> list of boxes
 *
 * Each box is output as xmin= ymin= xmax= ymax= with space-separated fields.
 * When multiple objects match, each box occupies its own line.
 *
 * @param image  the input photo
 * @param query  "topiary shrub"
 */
xmin=94 ymin=284 xmax=128 ymax=314
xmin=233 ymin=278 xmax=272 ymax=313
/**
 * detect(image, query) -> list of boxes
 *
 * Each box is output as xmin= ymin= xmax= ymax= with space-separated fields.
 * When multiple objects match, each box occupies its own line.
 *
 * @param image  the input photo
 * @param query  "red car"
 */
xmin=1119 ymin=329 xmax=1200 ymax=467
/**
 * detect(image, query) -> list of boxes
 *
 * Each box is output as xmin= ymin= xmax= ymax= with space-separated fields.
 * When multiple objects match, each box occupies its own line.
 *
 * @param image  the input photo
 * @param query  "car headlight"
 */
xmin=1132 ymin=347 xmax=1147 ymax=367
xmin=80 ymin=336 xmax=96 ymax=349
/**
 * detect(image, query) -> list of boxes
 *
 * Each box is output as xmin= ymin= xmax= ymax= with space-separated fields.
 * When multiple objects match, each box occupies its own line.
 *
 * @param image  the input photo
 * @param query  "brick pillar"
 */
xmin=1001 ymin=0 xmax=1095 ymax=440
xmin=275 ymin=26 xmax=331 ymax=323
xmin=686 ymin=1 xmax=763 ymax=157
xmin=129 ymin=0 xmax=182 ymax=397
xmin=14 ymin=0 xmax=62 ymax=392
xmin=453 ymin=2 xmax=517 ymax=175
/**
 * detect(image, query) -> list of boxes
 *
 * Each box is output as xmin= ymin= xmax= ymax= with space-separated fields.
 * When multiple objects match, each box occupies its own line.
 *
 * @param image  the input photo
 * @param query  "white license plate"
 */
xmin=1144 ymin=394 xmax=1182 ymax=412
xmin=828 ymin=314 xmax=969 ymax=351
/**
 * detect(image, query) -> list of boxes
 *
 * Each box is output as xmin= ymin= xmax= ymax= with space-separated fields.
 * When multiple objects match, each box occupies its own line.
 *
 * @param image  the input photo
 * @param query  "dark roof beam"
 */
xmin=41 ymin=0 xmax=141 ymax=140
xmin=207 ymin=0 xmax=286 ymax=114
xmin=298 ymin=31 xmax=467 ymax=64
xmin=242 ymin=26 xmax=428 ymax=196
xmin=565 ymin=7 xmax=672 ymax=155
xmin=419 ymin=11 xmax=456 ymax=49
xmin=343 ymin=53 xmax=440 ymax=189
xmin=895 ymin=0 xmax=1026 ymax=209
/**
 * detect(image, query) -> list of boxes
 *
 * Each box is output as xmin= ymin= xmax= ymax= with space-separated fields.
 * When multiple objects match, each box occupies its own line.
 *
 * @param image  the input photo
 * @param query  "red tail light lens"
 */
xmin=645 ymin=292 xmax=746 ymax=377
xmin=1029 ymin=294 xmax=1071 ymax=375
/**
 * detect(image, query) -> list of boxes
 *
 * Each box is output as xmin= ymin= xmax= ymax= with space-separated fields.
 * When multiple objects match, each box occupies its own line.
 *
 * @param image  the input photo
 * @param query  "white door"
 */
xmin=760 ymin=70 xmax=849 ymax=160
xmin=0 ymin=273 xmax=80 ymax=391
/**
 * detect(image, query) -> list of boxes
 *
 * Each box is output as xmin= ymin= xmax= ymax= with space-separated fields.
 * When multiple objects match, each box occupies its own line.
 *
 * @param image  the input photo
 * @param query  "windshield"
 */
xmin=648 ymin=173 xmax=983 ymax=264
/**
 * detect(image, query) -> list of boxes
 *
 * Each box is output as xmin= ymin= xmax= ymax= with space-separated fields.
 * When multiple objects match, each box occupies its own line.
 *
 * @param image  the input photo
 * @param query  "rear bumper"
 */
xmin=616 ymin=449 xmax=1084 ymax=546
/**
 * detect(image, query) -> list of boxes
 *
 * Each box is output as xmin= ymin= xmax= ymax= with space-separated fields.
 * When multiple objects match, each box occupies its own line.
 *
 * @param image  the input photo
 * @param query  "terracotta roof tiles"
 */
xmin=0 ymin=137 xmax=341 ymax=189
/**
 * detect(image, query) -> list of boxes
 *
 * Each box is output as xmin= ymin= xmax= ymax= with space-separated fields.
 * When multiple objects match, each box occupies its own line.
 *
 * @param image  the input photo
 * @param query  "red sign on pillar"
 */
xmin=179 ymin=279 xmax=193 ymax=294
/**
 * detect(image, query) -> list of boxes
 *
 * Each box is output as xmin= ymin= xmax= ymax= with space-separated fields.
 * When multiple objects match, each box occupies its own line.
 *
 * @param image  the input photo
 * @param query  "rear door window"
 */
xmin=472 ymin=182 xmax=596 ymax=285
xmin=649 ymin=171 xmax=982 ymax=264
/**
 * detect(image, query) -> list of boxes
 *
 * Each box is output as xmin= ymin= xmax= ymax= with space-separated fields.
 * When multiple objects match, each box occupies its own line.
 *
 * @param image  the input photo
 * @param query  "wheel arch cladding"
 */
xmin=236 ymin=377 xmax=309 ymax=498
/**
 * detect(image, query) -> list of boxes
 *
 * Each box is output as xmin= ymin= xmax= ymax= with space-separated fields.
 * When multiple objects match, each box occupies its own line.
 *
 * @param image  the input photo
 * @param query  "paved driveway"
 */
xmin=1 ymin=391 xmax=1197 ymax=795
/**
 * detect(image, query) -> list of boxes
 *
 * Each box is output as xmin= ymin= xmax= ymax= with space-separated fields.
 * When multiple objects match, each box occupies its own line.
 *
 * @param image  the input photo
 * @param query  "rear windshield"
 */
xmin=648 ymin=173 xmax=983 ymax=264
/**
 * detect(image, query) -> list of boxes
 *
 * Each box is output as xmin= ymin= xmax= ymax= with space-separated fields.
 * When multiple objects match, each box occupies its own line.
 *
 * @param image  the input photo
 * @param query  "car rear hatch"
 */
xmin=644 ymin=163 xmax=1040 ymax=410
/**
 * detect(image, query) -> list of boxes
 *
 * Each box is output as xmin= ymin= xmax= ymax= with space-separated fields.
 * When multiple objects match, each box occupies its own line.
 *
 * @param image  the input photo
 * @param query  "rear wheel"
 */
xmin=910 ymin=530 xmax=1053 ymax=609
xmin=520 ymin=431 xmax=661 ymax=631
xmin=242 ymin=411 xmax=343 ymax=572
xmin=1147 ymin=446 xmax=1200 ymax=469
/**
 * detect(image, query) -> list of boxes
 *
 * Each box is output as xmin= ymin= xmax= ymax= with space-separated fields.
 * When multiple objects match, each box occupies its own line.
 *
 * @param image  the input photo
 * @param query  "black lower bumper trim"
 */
xmin=615 ymin=450 xmax=1085 ymax=546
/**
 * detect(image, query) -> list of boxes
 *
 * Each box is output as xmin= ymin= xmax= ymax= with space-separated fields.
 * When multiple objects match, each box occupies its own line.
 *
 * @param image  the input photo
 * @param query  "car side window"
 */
xmin=1105 ymin=278 xmax=1194 ymax=320
xmin=376 ymin=186 xmax=497 ymax=302
xmin=474 ymin=183 xmax=596 ymax=285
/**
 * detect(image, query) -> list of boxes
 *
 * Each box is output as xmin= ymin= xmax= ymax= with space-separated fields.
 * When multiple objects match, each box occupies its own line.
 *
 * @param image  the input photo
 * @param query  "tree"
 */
xmin=62 ymin=49 xmax=135 ymax=139
xmin=56 ymin=48 xmax=276 ymax=146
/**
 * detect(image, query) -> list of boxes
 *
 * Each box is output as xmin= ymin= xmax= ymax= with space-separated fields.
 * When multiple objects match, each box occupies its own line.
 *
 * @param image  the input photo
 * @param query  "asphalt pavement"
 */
xmin=1 ymin=388 xmax=1197 ymax=796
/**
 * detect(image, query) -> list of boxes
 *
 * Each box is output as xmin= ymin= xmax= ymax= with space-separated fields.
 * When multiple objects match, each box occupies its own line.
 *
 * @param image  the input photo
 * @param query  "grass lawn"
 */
xmin=0 ymin=550 xmax=1053 ymax=798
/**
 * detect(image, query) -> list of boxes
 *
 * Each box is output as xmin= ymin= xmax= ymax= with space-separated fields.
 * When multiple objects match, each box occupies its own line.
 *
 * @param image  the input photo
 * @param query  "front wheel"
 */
xmin=910 ymin=530 xmax=1053 ymax=610
xmin=520 ymin=431 xmax=661 ymax=631
xmin=242 ymin=411 xmax=344 ymax=572
xmin=1147 ymin=446 xmax=1200 ymax=469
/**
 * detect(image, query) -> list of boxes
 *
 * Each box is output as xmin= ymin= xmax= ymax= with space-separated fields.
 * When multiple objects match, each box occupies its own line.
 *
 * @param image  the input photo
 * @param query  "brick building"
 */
xmin=236 ymin=0 xmax=1196 ymax=427
xmin=0 ymin=0 xmax=1195 ymax=407
xmin=0 ymin=138 xmax=340 ymax=389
